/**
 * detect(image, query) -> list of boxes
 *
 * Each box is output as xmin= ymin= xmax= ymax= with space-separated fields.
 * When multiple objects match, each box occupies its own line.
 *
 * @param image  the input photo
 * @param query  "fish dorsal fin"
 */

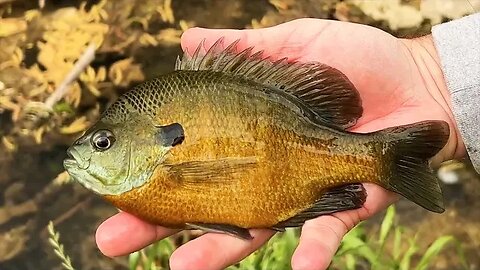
xmin=176 ymin=38 xmax=363 ymax=129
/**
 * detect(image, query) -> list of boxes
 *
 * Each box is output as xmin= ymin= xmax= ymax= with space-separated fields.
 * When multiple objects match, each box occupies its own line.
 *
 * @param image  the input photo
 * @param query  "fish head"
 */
xmin=63 ymin=114 xmax=178 ymax=196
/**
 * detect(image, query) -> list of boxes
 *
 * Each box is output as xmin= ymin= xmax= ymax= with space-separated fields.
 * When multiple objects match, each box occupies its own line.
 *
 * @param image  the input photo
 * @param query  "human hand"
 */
xmin=95 ymin=18 xmax=463 ymax=270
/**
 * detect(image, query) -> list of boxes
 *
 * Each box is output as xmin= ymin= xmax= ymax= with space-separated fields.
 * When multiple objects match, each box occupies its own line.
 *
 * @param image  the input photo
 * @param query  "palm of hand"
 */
xmin=95 ymin=19 xmax=458 ymax=270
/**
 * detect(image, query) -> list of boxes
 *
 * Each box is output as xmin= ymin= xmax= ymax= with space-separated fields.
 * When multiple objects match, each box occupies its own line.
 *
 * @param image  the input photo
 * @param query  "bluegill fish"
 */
xmin=64 ymin=39 xmax=449 ymax=239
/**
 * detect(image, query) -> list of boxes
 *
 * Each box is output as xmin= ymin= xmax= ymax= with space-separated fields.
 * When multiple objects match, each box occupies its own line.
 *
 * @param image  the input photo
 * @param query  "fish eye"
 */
xmin=91 ymin=130 xmax=115 ymax=151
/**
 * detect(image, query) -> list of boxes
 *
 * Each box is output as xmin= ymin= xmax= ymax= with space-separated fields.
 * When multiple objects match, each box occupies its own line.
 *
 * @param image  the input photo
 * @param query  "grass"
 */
xmin=330 ymin=206 xmax=468 ymax=270
xmin=47 ymin=221 xmax=76 ymax=270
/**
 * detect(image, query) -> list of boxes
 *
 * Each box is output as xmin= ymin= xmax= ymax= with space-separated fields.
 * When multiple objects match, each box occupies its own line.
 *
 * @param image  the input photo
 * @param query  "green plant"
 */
xmin=47 ymin=221 xmax=76 ymax=270
xmin=227 ymin=229 xmax=299 ymax=270
xmin=128 ymin=236 xmax=176 ymax=270
xmin=331 ymin=206 xmax=468 ymax=270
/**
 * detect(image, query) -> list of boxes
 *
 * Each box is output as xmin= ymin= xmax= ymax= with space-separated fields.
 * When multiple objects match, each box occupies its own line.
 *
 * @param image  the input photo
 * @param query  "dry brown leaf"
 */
xmin=60 ymin=116 xmax=89 ymax=134
xmin=28 ymin=83 xmax=49 ymax=98
xmin=32 ymin=127 xmax=45 ymax=144
xmin=65 ymin=83 xmax=82 ymax=108
xmin=421 ymin=0 xmax=480 ymax=25
xmin=0 ymin=18 xmax=27 ymax=37
xmin=108 ymin=58 xmax=145 ymax=88
xmin=53 ymin=171 xmax=73 ymax=185
xmin=269 ymin=0 xmax=291 ymax=10
xmin=86 ymin=84 xmax=101 ymax=97
xmin=139 ymin=33 xmax=159 ymax=46
xmin=0 ymin=225 xmax=28 ymax=262
xmin=96 ymin=66 xmax=107 ymax=81
xmin=403 ymin=0 xmax=422 ymax=9
xmin=157 ymin=0 xmax=175 ymax=24
xmin=24 ymin=9 xmax=41 ymax=22
xmin=1 ymin=136 xmax=16 ymax=152
xmin=179 ymin=20 xmax=194 ymax=32
xmin=352 ymin=0 xmax=424 ymax=30
xmin=156 ymin=28 xmax=182 ymax=44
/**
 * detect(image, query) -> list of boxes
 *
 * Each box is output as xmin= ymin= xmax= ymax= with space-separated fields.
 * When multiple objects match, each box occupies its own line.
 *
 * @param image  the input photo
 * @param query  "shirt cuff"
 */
xmin=431 ymin=13 xmax=480 ymax=173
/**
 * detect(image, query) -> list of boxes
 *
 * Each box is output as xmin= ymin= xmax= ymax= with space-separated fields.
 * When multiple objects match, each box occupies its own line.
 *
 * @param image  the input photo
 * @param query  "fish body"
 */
xmin=104 ymin=71 xmax=377 ymax=229
xmin=64 ymin=39 xmax=449 ymax=238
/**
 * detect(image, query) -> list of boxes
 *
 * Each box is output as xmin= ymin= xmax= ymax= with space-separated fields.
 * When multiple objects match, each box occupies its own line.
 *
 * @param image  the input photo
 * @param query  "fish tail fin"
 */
xmin=378 ymin=120 xmax=450 ymax=213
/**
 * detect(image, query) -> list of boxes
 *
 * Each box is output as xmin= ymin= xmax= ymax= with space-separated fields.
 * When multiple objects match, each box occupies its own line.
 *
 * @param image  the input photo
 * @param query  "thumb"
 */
xmin=179 ymin=18 xmax=334 ymax=60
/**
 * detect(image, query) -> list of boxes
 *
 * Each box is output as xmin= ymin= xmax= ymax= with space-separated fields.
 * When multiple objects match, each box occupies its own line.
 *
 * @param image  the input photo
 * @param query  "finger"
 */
xmin=180 ymin=18 xmax=390 ymax=68
xmin=169 ymin=229 xmax=275 ymax=270
xmin=360 ymin=183 xmax=399 ymax=216
xmin=180 ymin=18 xmax=334 ymax=61
xmin=95 ymin=212 xmax=178 ymax=257
xmin=291 ymin=184 xmax=398 ymax=270
xmin=291 ymin=215 xmax=349 ymax=270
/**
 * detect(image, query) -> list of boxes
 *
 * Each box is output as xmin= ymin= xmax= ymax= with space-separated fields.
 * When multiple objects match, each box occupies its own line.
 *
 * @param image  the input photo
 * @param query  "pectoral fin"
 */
xmin=166 ymin=157 xmax=257 ymax=186
xmin=273 ymin=183 xmax=366 ymax=229
xmin=185 ymin=223 xmax=253 ymax=240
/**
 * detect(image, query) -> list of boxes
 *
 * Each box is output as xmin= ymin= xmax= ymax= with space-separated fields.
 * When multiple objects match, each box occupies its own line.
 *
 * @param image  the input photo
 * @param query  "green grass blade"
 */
xmin=393 ymin=227 xmax=403 ymax=261
xmin=415 ymin=236 xmax=455 ymax=270
xmin=147 ymin=244 xmax=156 ymax=268
xmin=345 ymin=254 xmax=357 ymax=270
xmin=379 ymin=206 xmax=396 ymax=246
xmin=336 ymin=234 xmax=365 ymax=256
xmin=454 ymin=240 xmax=469 ymax=270
xmin=128 ymin=251 xmax=140 ymax=270
xmin=400 ymin=237 xmax=419 ymax=270
xmin=47 ymin=221 xmax=76 ymax=270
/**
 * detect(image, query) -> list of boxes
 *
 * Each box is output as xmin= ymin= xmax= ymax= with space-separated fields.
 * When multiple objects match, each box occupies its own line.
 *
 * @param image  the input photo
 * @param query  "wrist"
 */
xmin=400 ymin=35 xmax=465 ymax=161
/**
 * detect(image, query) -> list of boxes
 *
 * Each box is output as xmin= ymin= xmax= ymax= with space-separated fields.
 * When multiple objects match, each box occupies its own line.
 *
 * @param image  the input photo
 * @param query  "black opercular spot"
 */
xmin=157 ymin=123 xmax=185 ymax=147
xmin=172 ymin=134 xmax=185 ymax=146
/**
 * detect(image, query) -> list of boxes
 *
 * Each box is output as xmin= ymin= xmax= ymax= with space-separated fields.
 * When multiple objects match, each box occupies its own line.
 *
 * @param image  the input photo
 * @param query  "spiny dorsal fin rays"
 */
xmin=176 ymin=38 xmax=363 ymax=130
xmin=199 ymin=38 xmax=225 ymax=70
xmin=190 ymin=39 xmax=205 ymax=69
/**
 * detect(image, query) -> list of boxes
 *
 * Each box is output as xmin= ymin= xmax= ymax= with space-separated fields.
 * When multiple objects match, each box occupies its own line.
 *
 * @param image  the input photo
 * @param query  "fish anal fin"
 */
xmin=272 ymin=183 xmax=366 ymax=229
xmin=185 ymin=223 xmax=253 ymax=240
xmin=176 ymin=38 xmax=363 ymax=130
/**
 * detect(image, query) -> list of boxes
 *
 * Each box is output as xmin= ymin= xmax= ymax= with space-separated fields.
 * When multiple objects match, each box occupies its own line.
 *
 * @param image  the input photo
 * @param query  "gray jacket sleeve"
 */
xmin=431 ymin=13 xmax=480 ymax=173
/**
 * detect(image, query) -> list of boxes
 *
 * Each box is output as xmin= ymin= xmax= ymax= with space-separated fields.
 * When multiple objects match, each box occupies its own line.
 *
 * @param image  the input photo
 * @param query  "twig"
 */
xmin=0 ymin=200 xmax=37 ymax=225
xmin=50 ymin=197 xmax=92 ymax=227
xmin=23 ymin=44 xmax=96 ymax=127
xmin=0 ymin=0 xmax=16 ymax=5
xmin=0 ymin=171 xmax=72 ymax=226
xmin=44 ymin=44 xmax=96 ymax=109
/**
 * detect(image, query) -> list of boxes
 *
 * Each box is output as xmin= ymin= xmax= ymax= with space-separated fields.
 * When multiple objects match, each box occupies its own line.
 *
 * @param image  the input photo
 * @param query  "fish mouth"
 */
xmin=63 ymin=149 xmax=77 ymax=168
xmin=63 ymin=147 xmax=89 ymax=170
